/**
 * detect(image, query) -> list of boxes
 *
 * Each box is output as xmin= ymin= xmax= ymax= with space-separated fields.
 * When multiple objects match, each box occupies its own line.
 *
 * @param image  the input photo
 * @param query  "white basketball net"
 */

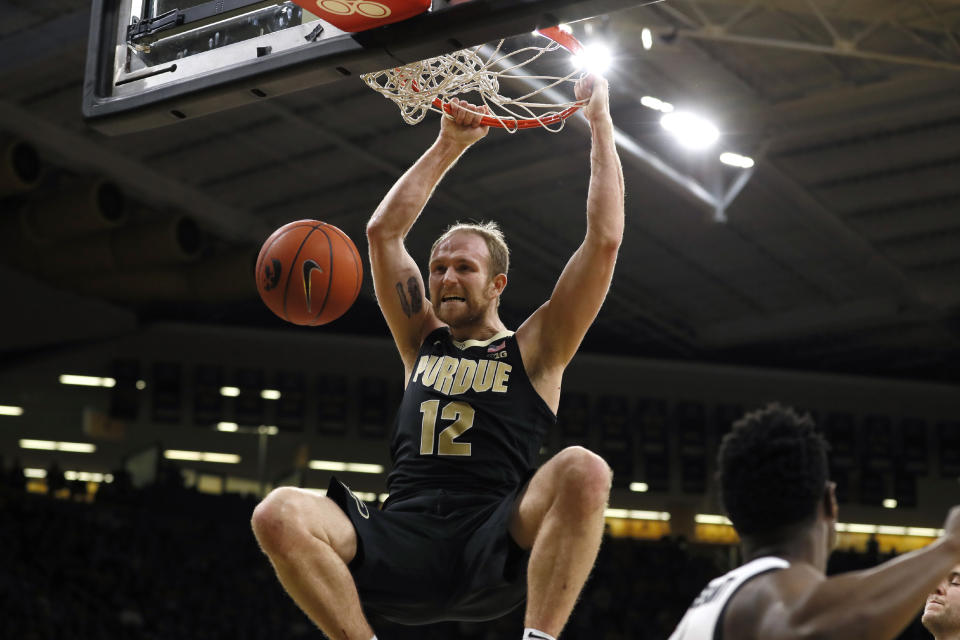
xmin=361 ymin=36 xmax=587 ymax=133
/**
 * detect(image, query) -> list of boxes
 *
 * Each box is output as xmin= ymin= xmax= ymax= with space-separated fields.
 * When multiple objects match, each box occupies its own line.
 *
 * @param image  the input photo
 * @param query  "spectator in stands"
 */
xmin=922 ymin=564 xmax=960 ymax=640
xmin=7 ymin=457 xmax=26 ymax=492
xmin=46 ymin=460 xmax=66 ymax=495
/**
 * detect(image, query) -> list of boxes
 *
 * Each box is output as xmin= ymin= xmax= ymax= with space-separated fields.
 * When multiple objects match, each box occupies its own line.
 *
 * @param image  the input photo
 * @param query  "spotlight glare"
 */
xmin=660 ymin=111 xmax=719 ymax=150
xmin=720 ymin=152 xmax=755 ymax=169
xmin=640 ymin=96 xmax=673 ymax=113
xmin=641 ymin=27 xmax=653 ymax=50
xmin=535 ymin=23 xmax=572 ymax=37
xmin=571 ymin=42 xmax=613 ymax=74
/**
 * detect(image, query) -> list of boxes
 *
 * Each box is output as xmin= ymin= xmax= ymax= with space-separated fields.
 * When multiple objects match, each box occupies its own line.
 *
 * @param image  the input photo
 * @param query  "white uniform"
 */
xmin=668 ymin=556 xmax=789 ymax=640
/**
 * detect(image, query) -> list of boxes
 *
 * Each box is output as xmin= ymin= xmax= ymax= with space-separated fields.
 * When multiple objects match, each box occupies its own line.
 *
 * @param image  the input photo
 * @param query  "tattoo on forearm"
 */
xmin=407 ymin=278 xmax=423 ymax=314
xmin=396 ymin=282 xmax=412 ymax=317
xmin=395 ymin=278 xmax=423 ymax=318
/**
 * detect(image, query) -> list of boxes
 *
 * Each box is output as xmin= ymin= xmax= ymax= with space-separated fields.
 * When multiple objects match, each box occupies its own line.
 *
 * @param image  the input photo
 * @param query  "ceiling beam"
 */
xmin=697 ymin=296 xmax=905 ymax=347
xmin=914 ymin=0 xmax=960 ymax=55
xmin=475 ymin=42 xmax=723 ymax=214
xmin=0 ymin=10 xmax=89 ymax=75
xmin=0 ymin=100 xmax=271 ymax=243
xmin=758 ymin=159 xmax=925 ymax=304
xmin=651 ymin=25 xmax=960 ymax=72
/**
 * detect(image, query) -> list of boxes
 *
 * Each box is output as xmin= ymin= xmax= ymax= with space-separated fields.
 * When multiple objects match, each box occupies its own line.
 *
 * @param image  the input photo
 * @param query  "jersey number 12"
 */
xmin=419 ymin=400 xmax=474 ymax=456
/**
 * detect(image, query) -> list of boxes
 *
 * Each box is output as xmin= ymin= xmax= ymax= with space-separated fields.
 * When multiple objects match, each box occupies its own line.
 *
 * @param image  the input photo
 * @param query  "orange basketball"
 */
xmin=255 ymin=220 xmax=363 ymax=326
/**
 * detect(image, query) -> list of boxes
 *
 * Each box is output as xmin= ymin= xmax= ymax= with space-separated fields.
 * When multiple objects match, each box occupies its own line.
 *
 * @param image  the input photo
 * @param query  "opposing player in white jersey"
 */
xmin=669 ymin=403 xmax=960 ymax=640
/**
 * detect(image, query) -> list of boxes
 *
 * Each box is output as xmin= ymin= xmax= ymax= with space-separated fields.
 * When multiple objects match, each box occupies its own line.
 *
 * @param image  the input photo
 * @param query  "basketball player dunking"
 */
xmin=669 ymin=404 xmax=960 ymax=640
xmin=252 ymin=74 xmax=624 ymax=640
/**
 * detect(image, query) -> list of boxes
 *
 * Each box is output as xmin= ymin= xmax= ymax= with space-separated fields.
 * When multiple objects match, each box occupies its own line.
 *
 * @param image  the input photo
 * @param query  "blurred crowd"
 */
xmin=0 ymin=465 xmax=930 ymax=640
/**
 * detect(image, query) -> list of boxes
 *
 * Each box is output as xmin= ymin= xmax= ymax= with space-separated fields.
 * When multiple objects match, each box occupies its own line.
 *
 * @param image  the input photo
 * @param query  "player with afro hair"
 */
xmin=670 ymin=403 xmax=960 ymax=640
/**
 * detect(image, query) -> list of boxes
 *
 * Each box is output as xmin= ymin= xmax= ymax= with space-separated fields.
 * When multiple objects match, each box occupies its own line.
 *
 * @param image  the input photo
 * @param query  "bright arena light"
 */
xmin=604 ymin=509 xmax=671 ymax=521
xmin=695 ymin=514 xmax=733 ymax=525
xmin=60 ymin=374 xmax=115 ymax=388
xmin=572 ymin=42 xmax=613 ymax=74
xmin=164 ymin=450 xmax=241 ymax=464
xmin=641 ymin=96 xmax=674 ymax=113
xmin=309 ymin=460 xmax=385 ymax=474
xmin=660 ymin=111 xmax=720 ymax=150
xmin=20 ymin=439 xmax=96 ymax=453
xmin=641 ymin=27 xmax=653 ymax=50
xmin=720 ymin=152 xmax=755 ymax=169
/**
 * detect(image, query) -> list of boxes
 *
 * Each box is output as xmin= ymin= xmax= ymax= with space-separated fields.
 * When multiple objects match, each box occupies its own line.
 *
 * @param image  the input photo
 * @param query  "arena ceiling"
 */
xmin=2 ymin=0 xmax=960 ymax=383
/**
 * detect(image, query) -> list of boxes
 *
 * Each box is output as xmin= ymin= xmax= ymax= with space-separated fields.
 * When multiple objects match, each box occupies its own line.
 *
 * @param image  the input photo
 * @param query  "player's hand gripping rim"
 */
xmin=439 ymin=97 xmax=491 ymax=145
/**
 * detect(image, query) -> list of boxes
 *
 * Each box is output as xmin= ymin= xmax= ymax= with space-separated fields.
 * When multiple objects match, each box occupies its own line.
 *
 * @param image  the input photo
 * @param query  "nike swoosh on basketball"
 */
xmin=302 ymin=259 xmax=323 ymax=312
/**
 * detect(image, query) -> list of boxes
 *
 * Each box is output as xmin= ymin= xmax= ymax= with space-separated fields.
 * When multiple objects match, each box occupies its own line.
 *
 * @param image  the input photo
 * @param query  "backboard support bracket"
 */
xmin=82 ymin=0 xmax=658 ymax=135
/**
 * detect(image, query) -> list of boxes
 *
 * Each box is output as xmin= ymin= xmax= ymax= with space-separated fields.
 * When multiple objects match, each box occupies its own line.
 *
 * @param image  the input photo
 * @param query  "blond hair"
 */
xmin=430 ymin=220 xmax=510 ymax=278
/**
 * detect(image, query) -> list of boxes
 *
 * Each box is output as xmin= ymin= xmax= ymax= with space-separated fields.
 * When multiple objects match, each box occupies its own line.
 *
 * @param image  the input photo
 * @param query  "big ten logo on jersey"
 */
xmin=691 ymin=575 xmax=736 ymax=608
xmin=486 ymin=340 xmax=508 ymax=360
xmin=412 ymin=354 xmax=511 ymax=396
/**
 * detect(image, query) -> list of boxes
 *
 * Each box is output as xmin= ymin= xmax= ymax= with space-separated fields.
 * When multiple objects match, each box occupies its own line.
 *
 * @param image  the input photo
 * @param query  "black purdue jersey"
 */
xmin=386 ymin=327 xmax=556 ymax=500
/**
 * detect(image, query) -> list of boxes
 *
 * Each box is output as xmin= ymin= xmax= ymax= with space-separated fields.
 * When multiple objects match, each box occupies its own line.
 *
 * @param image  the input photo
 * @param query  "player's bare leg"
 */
xmin=509 ymin=446 xmax=612 ymax=638
xmin=251 ymin=487 xmax=375 ymax=640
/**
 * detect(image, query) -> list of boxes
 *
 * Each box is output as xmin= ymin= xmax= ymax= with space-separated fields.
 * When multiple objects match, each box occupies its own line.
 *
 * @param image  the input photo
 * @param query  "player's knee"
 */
xmin=251 ymin=486 xmax=309 ymax=555
xmin=556 ymin=446 xmax=612 ymax=514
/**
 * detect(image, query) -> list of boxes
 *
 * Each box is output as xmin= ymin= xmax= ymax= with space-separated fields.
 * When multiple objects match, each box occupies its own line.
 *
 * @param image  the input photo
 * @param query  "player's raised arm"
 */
xmin=758 ymin=512 xmax=960 ymax=640
xmin=516 ymin=76 xmax=625 ymax=390
xmin=366 ymin=99 xmax=490 ymax=373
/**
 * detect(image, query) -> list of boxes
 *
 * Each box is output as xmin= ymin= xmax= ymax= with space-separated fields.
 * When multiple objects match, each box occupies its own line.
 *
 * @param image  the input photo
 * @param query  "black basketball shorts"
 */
xmin=327 ymin=477 xmax=529 ymax=625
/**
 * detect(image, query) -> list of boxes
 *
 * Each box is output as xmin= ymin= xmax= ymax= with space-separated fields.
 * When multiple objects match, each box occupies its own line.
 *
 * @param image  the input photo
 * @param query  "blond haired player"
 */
xmin=253 ymin=75 xmax=624 ymax=640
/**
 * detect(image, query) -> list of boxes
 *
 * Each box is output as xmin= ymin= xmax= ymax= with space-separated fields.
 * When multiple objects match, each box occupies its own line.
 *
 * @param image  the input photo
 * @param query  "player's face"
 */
xmin=428 ymin=232 xmax=498 ymax=327
xmin=922 ymin=566 xmax=960 ymax=634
